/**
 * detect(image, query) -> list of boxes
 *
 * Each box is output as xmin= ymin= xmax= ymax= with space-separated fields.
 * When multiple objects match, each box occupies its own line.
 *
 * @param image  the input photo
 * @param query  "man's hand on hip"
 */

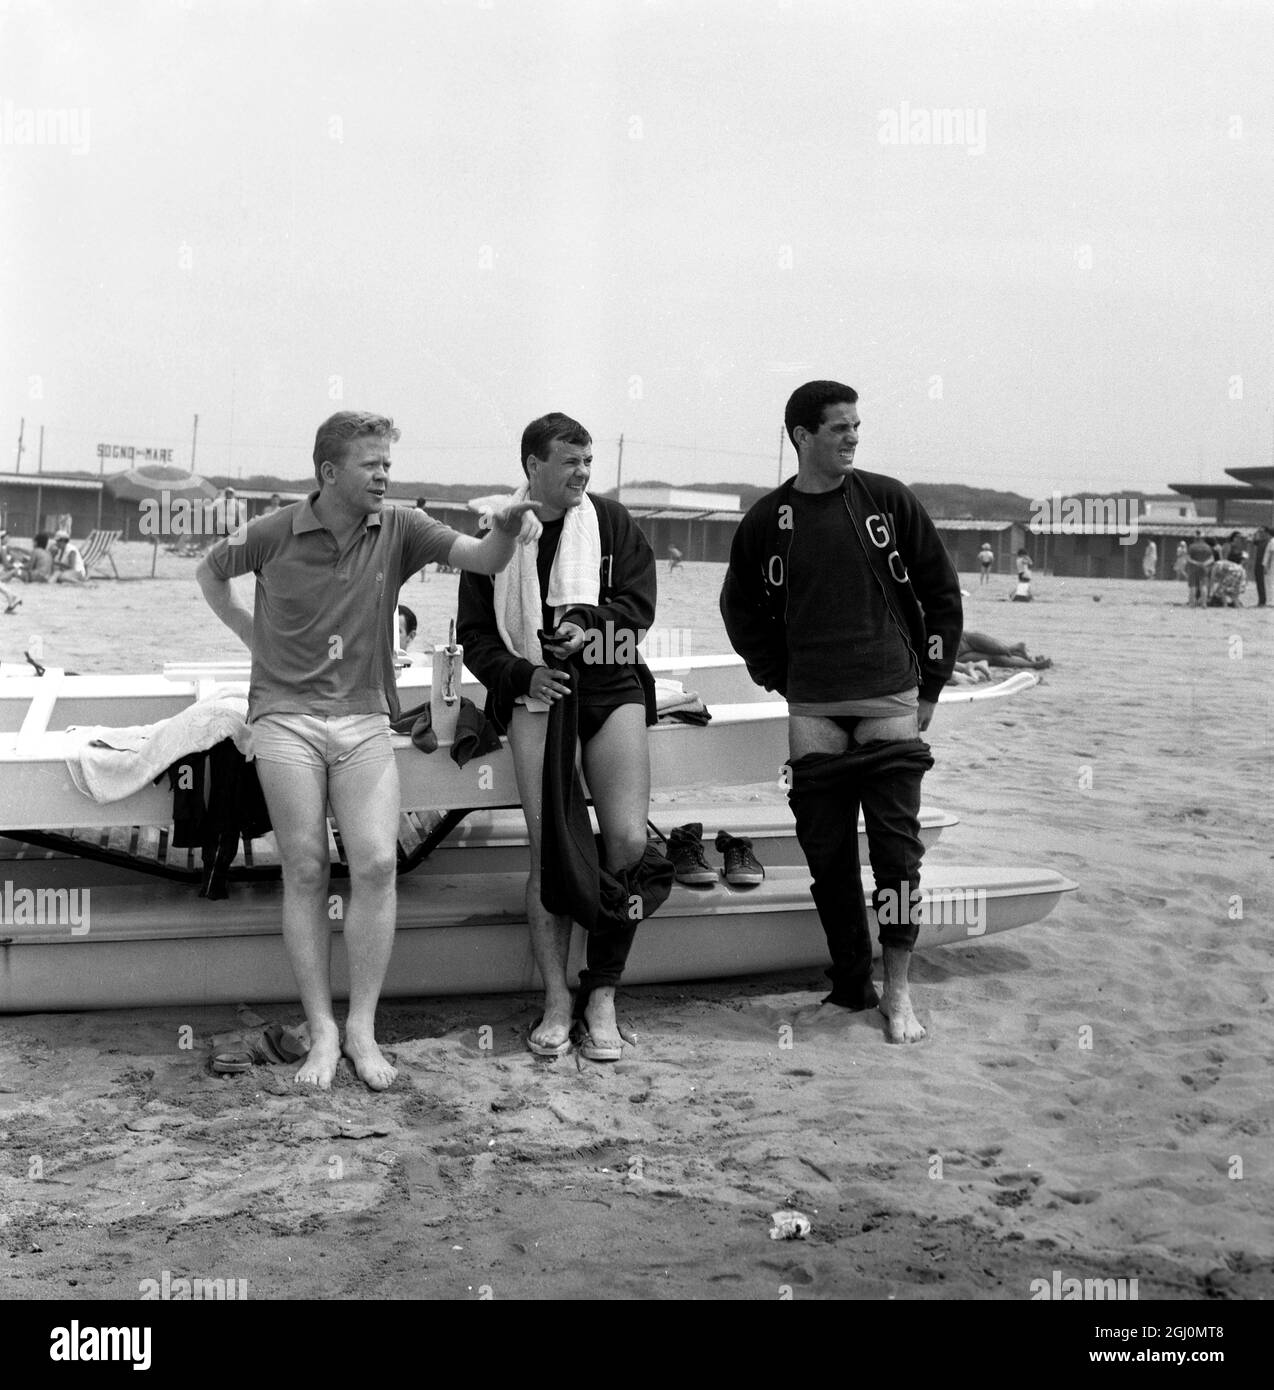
xmin=918 ymin=699 xmax=937 ymax=733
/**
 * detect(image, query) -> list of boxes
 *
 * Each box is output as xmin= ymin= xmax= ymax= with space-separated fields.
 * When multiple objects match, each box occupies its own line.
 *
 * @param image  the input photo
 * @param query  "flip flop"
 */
xmin=526 ymin=1015 xmax=572 ymax=1058
xmin=571 ymin=1019 xmax=630 ymax=1063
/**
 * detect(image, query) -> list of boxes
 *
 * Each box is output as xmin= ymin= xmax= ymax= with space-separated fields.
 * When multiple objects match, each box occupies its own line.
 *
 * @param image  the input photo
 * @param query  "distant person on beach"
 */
xmin=1255 ymin=526 xmax=1271 ymax=608
xmin=977 ymin=541 xmax=994 ymax=585
xmin=24 ymin=532 xmax=54 ymax=584
xmin=262 ymin=493 xmax=283 ymax=518
xmin=721 ymin=380 xmax=962 ymax=1044
xmin=0 ymin=530 xmax=21 ymax=612
xmin=1208 ymin=558 xmax=1246 ymax=608
xmin=197 ymin=410 xmax=542 ymax=1092
xmin=1142 ymin=539 xmax=1157 ymax=580
xmin=1173 ymin=540 xmax=1188 ymax=580
xmin=1012 ymin=549 xmax=1033 ymax=601
xmin=1184 ymin=531 xmax=1213 ymax=607
xmin=1224 ymin=531 xmax=1248 ymax=566
xmin=51 ymin=530 xmax=87 ymax=584
xmin=667 ymin=545 xmax=683 ymax=573
xmin=958 ymin=631 xmax=1051 ymax=669
xmin=457 ymin=412 xmax=662 ymax=1063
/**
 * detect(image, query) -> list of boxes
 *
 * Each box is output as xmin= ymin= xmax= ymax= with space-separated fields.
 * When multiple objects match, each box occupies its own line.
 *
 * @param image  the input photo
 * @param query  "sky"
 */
xmin=2 ymin=0 xmax=1271 ymax=499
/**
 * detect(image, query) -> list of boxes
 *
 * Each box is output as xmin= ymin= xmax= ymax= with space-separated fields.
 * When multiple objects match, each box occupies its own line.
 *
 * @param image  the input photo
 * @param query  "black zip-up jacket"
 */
xmin=457 ymin=495 xmax=658 ymax=733
xmin=719 ymin=471 xmax=962 ymax=705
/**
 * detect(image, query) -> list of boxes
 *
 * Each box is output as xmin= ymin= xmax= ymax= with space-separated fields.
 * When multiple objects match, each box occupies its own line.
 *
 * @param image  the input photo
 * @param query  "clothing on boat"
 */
xmin=718 ymin=471 xmax=962 ymax=705
xmin=389 ymin=697 xmax=502 ymax=766
xmin=204 ymin=493 xmax=460 ymax=722
xmin=167 ymin=738 xmax=272 ymax=900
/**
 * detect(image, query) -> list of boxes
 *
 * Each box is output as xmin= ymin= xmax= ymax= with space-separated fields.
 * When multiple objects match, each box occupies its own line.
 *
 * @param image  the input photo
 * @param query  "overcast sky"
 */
xmin=2 ymin=0 xmax=1271 ymax=498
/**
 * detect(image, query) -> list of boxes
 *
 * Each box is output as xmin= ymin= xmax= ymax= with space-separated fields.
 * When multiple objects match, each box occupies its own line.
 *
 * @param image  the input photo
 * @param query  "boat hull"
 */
xmin=0 ymin=865 xmax=1076 ymax=1013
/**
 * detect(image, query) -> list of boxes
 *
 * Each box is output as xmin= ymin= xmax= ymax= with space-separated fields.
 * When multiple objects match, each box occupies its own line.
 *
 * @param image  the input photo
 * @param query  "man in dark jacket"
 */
xmin=720 ymin=381 xmax=962 ymax=1042
xmin=457 ymin=413 xmax=658 ymax=1060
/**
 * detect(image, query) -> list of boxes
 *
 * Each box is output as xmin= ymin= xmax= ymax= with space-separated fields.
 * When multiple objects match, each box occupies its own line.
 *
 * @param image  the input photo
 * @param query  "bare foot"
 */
xmin=529 ymin=999 xmax=573 ymax=1055
xmin=878 ymin=991 xmax=927 ymax=1043
xmin=880 ymin=946 xmax=926 ymax=1044
xmin=294 ymin=1022 xmax=340 ymax=1089
xmin=583 ymin=989 xmax=624 ymax=1054
xmin=341 ymin=1030 xmax=398 ymax=1091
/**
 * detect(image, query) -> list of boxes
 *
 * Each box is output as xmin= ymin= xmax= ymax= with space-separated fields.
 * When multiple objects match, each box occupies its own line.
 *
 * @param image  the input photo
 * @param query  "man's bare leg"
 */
xmin=255 ymin=758 xmax=343 ymax=1088
xmin=509 ymin=708 xmax=574 ymax=1051
xmin=328 ymin=752 xmax=402 ymax=1090
xmin=580 ymin=704 xmax=650 ymax=1049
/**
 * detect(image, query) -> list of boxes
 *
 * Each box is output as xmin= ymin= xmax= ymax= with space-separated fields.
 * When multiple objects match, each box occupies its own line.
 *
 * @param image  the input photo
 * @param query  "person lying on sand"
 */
xmin=721 ymin=379 xmax=962 ymax=1044
xmin=957 ymin=631 xmax=1051 ymax=669
xmin=197 ymin=410 xmax=541 ymax=1092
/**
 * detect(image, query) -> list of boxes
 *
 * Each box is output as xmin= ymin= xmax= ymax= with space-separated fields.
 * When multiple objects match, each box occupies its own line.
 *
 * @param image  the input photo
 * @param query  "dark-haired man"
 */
xmin=457 ymin=413 xmax=659 ymax=1061
xmin=197 ymin=411 xmax=541 ymax=1091
xmin=721 ymin=381 xmax=962 ymax=1043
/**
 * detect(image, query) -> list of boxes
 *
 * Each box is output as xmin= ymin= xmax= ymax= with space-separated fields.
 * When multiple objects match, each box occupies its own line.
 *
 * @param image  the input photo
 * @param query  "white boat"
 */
xmin=0 ymin=655 xmax=1072 ymax=1013
xmin=0 ymin=866 xmax=1076 ymax=1012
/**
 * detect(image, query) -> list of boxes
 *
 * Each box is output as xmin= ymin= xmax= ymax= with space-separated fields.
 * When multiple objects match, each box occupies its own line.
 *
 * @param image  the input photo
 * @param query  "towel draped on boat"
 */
xmin=66 ymin=693 xmax=253 ymax=803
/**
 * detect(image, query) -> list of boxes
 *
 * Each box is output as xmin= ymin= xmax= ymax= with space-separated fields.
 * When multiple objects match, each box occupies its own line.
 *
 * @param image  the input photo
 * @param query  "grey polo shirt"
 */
xmin=205 ymin=494 xmax=460 ymax=721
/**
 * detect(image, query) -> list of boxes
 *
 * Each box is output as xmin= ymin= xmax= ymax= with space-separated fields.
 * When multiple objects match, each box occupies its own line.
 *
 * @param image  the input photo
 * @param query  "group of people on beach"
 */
xmin=1 ymin=527 xmax=87 ymax=612
xmin=977 ymin=541 xmax=1036 ymax=601
xmin=195 ymin=383 xmax=963 ymax=1090
xmin=1171 ymin=529 xmax=1271 ymax=608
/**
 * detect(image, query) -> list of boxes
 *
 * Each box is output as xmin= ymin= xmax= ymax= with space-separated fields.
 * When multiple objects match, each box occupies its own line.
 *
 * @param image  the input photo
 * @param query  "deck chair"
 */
xmin=78 ymin=529 xmax=122 ymax=579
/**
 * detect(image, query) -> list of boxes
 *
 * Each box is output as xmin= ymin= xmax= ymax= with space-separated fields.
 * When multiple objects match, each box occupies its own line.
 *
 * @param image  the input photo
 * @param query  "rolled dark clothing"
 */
xmin=787 ymin=738 xmax=933 ymax=1006
xmin=539 ymin=653 xmax=673 ymax=994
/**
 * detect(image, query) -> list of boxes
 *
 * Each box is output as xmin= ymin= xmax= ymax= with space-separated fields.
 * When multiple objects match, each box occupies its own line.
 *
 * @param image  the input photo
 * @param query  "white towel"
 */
xmin=488 ymin=483 xmax=602 ymax=666
xmin=66 ymin=696 xmax=252 ymax=803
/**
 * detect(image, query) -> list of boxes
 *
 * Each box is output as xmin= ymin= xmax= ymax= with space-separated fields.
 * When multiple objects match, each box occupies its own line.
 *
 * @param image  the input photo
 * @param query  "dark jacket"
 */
xmin=456 ymin=494 xmax=659 ymax=733
xmin=719 ymin=470 xmax=962 ymax=705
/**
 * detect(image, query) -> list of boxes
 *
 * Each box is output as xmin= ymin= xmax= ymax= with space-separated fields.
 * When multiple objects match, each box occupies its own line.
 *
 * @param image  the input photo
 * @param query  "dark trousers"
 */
xmin=787 ymin=738 xmax=933 ymax=1009
xmin=1256 ymin=566 xmax=1267 ymax=606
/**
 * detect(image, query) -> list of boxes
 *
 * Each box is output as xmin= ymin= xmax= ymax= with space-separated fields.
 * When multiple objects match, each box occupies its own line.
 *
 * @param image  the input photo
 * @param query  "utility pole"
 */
xmin=190 ymin=414 xmax=199 ymax=474
xmin=776 ymin=426 xmax=785 ymax=486
xmin=34 ymin=425 xmax=44 ymax=535
xmin=14 ymin=417 xmax=24 ymax=473
xmin=615 ymin=433 xmax=624 ymax=502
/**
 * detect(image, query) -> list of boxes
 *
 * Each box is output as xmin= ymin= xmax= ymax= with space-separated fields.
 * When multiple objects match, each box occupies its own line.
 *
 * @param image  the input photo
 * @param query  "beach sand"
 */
xmin=1 ymin=543 xmax=1271 ymax=1300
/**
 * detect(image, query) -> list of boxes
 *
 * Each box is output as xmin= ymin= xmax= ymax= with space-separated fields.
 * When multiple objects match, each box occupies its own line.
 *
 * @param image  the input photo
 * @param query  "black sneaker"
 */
xmin=716 ymin=830 xmax=765 ymax=886
xmin=668 ymin=823 xmax=717 ymax=886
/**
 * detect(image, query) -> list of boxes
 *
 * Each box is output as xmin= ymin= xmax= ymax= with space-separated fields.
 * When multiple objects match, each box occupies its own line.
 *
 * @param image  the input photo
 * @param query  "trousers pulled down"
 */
xmin=787 ymin=737 xmax=934 ymax=1010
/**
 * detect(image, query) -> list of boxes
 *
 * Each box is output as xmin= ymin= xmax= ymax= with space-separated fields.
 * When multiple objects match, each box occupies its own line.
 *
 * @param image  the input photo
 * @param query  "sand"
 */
xmin=1 ymin=542 xmax=1271 ymax=1301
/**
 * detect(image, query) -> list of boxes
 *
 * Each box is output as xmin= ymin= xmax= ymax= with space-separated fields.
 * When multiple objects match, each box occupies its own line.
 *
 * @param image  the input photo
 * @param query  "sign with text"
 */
xmin=97 ymin=444 xmax=175 ymax=463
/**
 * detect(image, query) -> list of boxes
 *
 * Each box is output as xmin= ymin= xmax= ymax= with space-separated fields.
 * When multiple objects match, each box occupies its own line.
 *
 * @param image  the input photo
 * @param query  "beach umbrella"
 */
xmin=103 ymin=466 xmax=220 ymax=575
